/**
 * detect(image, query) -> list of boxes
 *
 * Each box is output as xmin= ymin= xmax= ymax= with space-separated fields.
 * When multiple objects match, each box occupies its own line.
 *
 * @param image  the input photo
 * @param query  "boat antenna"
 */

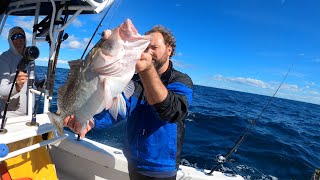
xmin=207 ymin=63 xmax=294 ymax=175
xmin=80 ymin=0 xmax=121 ymax=60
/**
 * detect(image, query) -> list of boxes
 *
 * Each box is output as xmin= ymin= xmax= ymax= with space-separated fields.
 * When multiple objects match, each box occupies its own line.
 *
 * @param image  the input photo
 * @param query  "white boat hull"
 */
xmin=51 ymin=131 xmax=244 ymax=180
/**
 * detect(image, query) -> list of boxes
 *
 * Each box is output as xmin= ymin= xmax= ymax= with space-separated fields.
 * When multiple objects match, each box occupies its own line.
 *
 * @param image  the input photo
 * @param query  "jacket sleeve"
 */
xmin=0 ymin=59 xmax=19 ymax=98
xmin=153 ymin=76 xmax=193 ymax=123
xmin=93 ymin=109 xmax=116 ymax=129
xmin=93 ymin=94 xmax=129 ymax=129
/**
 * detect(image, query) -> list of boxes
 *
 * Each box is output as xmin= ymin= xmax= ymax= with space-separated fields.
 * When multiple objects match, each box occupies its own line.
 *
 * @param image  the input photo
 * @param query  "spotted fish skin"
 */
xmin=48 ymin=19 xmax=150 ymax=134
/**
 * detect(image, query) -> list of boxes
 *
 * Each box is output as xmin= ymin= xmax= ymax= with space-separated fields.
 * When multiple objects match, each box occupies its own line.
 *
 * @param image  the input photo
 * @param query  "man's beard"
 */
xmin=152 ymin=53 xmax=168 ymax=71
xmin=153 ymin=58 xmax=165 ymax=71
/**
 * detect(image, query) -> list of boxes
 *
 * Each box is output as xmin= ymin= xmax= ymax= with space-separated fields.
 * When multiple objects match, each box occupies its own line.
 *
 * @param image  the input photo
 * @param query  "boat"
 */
xmin=0 ymin=1 xmax=245 ymax=179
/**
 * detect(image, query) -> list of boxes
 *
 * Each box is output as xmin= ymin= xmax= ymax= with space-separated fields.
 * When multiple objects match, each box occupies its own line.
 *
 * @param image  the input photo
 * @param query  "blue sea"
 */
xmin=36 ymin=66 xmax=320 ymax=180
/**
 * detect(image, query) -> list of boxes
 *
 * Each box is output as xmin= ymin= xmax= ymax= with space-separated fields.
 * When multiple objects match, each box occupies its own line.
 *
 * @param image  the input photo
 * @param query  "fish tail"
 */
xmin=47 ymin=112 xmax=64 ymax=135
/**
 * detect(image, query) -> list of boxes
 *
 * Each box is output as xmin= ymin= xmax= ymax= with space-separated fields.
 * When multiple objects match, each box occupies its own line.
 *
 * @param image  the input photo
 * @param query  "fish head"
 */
xmin=118 ymin=19 xmax=138 ymax=41
xmin=91 ymin=19 xmax=150 ymax=73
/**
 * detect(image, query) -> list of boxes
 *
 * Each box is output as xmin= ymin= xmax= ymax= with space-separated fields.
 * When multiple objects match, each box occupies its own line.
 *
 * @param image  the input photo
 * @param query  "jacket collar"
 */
xmin=160 ymin=60 xmax=173 ymax=86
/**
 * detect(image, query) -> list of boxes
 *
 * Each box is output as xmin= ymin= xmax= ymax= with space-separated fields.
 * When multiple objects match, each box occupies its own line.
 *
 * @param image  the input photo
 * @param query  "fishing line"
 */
xmin=80 ymin=0 xmax=122 ymax=59
xmin=207 ymin=63 xmax=294 ymax=175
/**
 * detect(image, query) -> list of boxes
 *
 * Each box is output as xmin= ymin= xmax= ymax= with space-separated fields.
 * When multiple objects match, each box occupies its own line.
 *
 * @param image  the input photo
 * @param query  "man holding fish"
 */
xmin=63 ymin=19 xmax=193 ymax=180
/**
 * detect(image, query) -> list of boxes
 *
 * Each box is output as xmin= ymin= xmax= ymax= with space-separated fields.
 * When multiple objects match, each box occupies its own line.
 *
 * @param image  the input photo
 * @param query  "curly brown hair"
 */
xmin=145 ymin=25 xmax=176 ymax=58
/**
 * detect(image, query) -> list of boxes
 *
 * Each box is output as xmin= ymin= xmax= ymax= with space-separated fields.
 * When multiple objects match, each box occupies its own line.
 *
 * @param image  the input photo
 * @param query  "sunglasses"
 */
xmin=11 ymin=33 xmax=25 ymax=40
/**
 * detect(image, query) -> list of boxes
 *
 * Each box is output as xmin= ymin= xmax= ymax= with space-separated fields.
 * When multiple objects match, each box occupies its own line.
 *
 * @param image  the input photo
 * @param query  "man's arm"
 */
xmin=137 ymin=53 xmax=193 ymax=122
xmin=154 ymin=80 xmax=193 ymax=123
xmin=138 ymin=65 xmax=168 ymax=105
xmin=136 ymin=53 xmax=168 ymax=105
xmin=0 ymin=63 xmax=19 ymax=97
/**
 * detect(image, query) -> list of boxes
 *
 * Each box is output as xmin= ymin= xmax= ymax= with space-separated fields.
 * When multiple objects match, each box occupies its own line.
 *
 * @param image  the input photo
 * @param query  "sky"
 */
xmin=1 ymin=0 xmax=320 ymax=105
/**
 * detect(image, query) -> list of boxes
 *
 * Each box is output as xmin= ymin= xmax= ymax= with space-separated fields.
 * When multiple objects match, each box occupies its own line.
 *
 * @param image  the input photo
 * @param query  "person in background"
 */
xmin=64 ymin=25 xmax=193 ymax=180
xmin=0 ymin=26 xmax=43 ymax=117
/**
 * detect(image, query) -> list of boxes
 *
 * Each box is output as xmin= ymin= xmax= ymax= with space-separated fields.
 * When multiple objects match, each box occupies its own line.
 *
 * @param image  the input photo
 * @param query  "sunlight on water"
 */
xmin=236 ymin=165 xmax=278 ymax=180
xmin=180 ymin=159 xmax=199 ymax=169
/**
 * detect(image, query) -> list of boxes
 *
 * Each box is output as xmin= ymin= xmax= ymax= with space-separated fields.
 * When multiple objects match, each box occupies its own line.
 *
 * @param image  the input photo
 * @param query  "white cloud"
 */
xmin=175 ymin=52 xmax=183 ymax=56
xmin=1 ymin=17 xmax=34 ymax=46
xmin=68 ymin=40 xmax=82 ymax=49
xmin=1 ymin=27 xmax=10 ymax=40
xmin=24 ymin=32 xmax=33 ymax=45
xmin=172 ymin=59 xmax=193 ymax=69
xmin=211 ymin=74 xmax=320 ymax=104
xmin=214 ymin=75 xmax=270 ymax=89
xmin=83 ymin=38 xmax=90 ymax=43
xmin=61 ymin=35 xmax=93 ymax=50
xmin=309 ymin=90 xmax=320 ymax=95
xmin=36 ymin=57 xmax=69 ymax=64
xmin=281 ymin=83 xmax=299 ymax=91
xmin=72 ymin=18 xmax=83 ymax=28
xmin=213 ymin=74 xmax=308 ymax=93
xmin=305 ymin=81 xmax=316 ymax=86
xmin=13 ymin=17 xmax=34 ymax=30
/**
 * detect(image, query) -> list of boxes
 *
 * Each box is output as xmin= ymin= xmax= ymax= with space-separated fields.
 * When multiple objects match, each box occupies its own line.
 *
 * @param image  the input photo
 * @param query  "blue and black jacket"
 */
xmin=93 ymin=61 xmax=193 ymax=177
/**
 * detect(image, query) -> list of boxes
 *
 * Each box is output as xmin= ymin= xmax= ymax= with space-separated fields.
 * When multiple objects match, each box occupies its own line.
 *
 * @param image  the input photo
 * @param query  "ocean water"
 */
xmin=36 ymin=66 xmax=320 ymax=180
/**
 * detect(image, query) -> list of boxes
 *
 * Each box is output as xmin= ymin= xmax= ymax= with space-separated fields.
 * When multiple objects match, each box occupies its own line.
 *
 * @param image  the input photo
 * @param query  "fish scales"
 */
xmin=48 ymin=19 xmax=150 ymax=134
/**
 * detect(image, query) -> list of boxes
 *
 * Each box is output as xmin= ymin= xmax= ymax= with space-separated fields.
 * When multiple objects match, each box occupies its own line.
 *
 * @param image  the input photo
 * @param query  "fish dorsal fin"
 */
xmin=123 ymin=80 xmax=135 ymax=98
xmin=58 ymin=59 xmax=84 ymax=108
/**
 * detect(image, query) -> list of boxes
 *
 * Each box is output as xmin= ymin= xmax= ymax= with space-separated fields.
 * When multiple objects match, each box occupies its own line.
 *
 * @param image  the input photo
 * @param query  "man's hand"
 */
xmin=135 ymin=52 xmax=153 ymax=73
xmin=63 ymin=115 xmax=94 ymax=138
xmin=15 ymin=71 xmax=28 ymax=92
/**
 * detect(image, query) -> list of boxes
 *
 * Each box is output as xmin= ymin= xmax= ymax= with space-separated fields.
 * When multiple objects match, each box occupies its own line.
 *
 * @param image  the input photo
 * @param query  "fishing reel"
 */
xmin=24 ymin=46 xmax=40 ymax=61
xmin=216 ymin=154 xmax=235 ymax=163
xmin=216 ymin=154 xmax=226 ymax=163
xmin=206 ymin=154 xmax=237 ymax=175
xmin=17 ymin=46 xmax=40 ymax=71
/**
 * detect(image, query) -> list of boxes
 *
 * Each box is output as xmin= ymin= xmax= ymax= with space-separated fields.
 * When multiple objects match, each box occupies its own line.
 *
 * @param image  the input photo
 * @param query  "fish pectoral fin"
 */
xmin=117 ymin=94 xmax=127 ymax=118
xmin=123 ymin=80 xmax=135 ymax=98
xmin=56 ymin=108 xmax=61 ymax=115
xmin=47 ymin=112 xmax=64 ymax=135
xmin=109 ymin=97 xmax=119 ymax=120
xmin=109 ymin=94 xmax=127 ymax=120
xmin=103 ymin=80 xmax=113 ymax=110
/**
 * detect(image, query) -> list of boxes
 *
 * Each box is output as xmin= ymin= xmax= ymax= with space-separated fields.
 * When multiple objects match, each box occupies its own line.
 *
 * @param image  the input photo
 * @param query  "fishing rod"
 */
xmin=26 ymin=76 xmax=48 ymax=127
xmin=207 ymin=63 xmax=294 ymax=175
xmin=80 ymin=0 xmax=121 ymax=60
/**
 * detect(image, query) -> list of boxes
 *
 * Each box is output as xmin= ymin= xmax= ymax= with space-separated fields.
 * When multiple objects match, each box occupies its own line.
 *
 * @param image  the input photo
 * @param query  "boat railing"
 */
xmin=0 ymin=0 xmax=115 ymax=163
xmin=0 ymin=88 xmax=65 ymax=161
xmin=0 ymin=113 xmax=67 ymax=161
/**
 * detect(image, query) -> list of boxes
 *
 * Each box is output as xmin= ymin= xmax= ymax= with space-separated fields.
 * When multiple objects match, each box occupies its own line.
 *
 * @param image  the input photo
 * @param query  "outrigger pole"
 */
xmin=46 ymin=3 xmax=70 ymax=100
xmin=207 ymin=64 xmax=294 ymax=175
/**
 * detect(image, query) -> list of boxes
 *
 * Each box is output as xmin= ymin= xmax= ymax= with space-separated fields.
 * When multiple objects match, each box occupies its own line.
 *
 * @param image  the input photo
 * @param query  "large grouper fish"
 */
xmin=48 ymin=19 xmax=150 ymax=135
